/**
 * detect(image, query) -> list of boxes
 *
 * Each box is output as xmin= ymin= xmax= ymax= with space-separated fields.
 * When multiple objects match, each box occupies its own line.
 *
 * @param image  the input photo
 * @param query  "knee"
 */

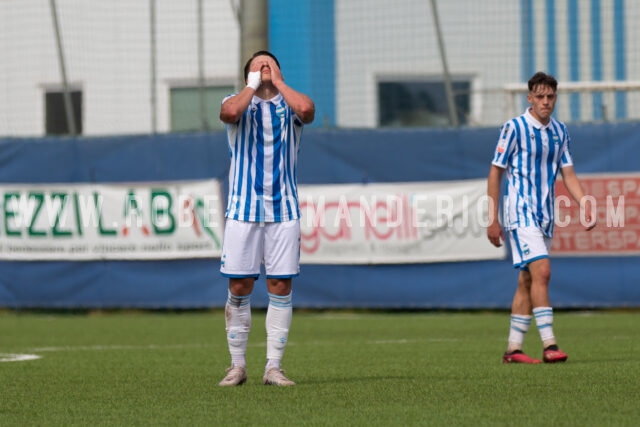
xmin=537 ymin=265 xmax=552 ymax=284
xmin=528 ymin=259 xmax=552 ymax=286
xmin=267 ymin=278 xmax=292 ymax=296
xmin=229 ymin=278 xmax=254 ymax=296
xmin=531 ymin=267 xmax=551 ymax=288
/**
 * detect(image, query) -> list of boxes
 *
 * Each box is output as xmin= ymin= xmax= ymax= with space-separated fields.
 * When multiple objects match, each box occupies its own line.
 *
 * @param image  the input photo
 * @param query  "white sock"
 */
xmin=225 ymin=290 xmax=251 ymax=368
xmin=533 ymin=306 xmax=555 ymax=343
xmin=507 ymin=314 xmax=532 ymax=351
xmin=266 ymin=358 xmax=280 ymax=371
xmin=265 ymin=292 xmax=292 ymax=369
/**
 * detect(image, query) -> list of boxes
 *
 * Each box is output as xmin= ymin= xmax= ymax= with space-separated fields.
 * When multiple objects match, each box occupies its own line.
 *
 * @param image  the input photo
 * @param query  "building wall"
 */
xmin=335 ymin=0 xmax=522 ymax=128
xmin=334 ymin=0 xmax=639 ymax=128
xmin=0 ymin=0 xmax=239 ymax=137
xmin=1 ymin=0 xmax=638 ymax=137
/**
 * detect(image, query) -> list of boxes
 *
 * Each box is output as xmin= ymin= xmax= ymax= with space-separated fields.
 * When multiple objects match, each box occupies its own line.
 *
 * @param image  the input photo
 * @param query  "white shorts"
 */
xmin=508 ymin=226 xmax=552 ymax=270
xmin=220 ymin=219 xmax=300 ymax=279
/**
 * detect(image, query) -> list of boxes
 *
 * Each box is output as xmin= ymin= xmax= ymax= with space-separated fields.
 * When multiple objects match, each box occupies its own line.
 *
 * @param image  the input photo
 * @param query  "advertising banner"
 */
xmin=298 ymin=180 xmax=506 ymax=264
xmin=0 ymin=180 xmax=224 ymax=260
xmin=552 ymin=173 xmax=640 ymax=256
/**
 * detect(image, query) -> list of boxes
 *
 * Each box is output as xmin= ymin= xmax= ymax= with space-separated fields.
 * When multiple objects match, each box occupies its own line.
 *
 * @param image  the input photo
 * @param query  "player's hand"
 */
xmin=584 ymin=214 xmax=597 ymax=231
xmin=246 ymin=70 xmax=261 ymax=90
xmin=266 ymin=57 xmax=284 ymax=86
xmin=487 ymin=222 xmax=504 ymax=247
xmin=582 ymin=201 xmax=596 ymax=231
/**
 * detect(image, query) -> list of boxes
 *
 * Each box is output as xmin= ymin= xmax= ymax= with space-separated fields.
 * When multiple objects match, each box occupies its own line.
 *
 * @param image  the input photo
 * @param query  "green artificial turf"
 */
xmin=0 ymin=310 xmax=638 ymax=426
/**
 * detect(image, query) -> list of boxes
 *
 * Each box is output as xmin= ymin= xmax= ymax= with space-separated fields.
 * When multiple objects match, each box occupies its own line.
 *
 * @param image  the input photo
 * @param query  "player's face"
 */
xmin=527 ymin=85 xmax=557 ymax=124
xmin=250 ymin=55 xmax=273 ymax=82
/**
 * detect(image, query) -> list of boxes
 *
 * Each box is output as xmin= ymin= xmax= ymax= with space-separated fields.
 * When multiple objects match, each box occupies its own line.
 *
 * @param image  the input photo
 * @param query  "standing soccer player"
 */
xmin=217 ymin=51 xmax=315 ymax=386
xmin=487 ymin=72 xmax=595 ymax=364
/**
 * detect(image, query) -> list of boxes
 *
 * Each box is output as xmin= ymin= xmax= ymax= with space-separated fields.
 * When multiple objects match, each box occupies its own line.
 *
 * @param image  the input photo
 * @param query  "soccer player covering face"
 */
xmin=217 ymin=51 xmax=315 ymax=386
xmin=487 ymin=72 xmax=595 ymax=364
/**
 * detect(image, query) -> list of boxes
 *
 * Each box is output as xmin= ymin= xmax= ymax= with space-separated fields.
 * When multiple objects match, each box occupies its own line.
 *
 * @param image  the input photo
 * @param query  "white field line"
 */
xmin=30 ymin=343 xmax=215 ymax=352
xmin=0 ymin=353 xmax=42 ymax=362
xmin=0 ymin=336 xmax=463 ymax=363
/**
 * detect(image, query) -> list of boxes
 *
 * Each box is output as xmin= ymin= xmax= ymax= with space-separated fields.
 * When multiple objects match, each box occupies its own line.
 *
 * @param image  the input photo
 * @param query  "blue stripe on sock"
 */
xmin=268 ymin=292 xmax=292 ymax=308
xmin=228 ymin=292 xmax=250 ymax=307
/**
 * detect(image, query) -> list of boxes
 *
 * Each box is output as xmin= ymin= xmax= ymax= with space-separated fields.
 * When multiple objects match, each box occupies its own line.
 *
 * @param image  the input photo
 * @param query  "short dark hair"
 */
xmin=243 ymin=50 xmax=281 ymax=81
xmin=528 ymin=71 xmax=558 ymax=92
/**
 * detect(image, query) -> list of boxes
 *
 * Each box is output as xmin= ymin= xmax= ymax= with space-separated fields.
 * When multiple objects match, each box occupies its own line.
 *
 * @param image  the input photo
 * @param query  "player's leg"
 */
xmin=219 ymin=220 xmax=262 ymax=386
xmin=528 ymin=258 xmax=567 ymax=362
xmin=219 ymin=277 xmax=254 ymax=386
xmin=519 ymin=230 xmax=568 ymax=363
xmin=263 ymin=277 xmax=295 ymax=385
xmin=265 ymin=277 xmax=293 ymax=373
xmin=262 ymin=220 xmax=299 ymax=386
xmin=528 ymin=257 xmax=552 ymax=308
xmin=503 ymin=269 xmax=540 ymax=363
xmin=528 ymin=257 xmax=555 ymax=349
xmin=502 ymin=228 xmax=541 ymax=364
xmin=507 ymin=269 xmax=533 ymax=352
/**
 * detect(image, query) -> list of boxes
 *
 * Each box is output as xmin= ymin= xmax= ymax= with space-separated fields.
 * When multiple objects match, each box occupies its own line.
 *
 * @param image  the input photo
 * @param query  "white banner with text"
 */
xmin=298 ymin=180 xmax=506 ymax=264
xmin=0 ymin=180 xmax=225 ymax=260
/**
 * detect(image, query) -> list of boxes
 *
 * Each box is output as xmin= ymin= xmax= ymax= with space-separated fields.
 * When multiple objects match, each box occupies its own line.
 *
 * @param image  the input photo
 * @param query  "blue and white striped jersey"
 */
xmin=224 ymin=93 xmax=304 ymax=222
xmin=492 ymin=109 xmax=573 ymax=237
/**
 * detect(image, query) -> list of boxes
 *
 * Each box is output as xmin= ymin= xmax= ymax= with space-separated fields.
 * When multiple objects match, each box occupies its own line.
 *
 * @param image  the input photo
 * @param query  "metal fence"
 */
xmin=1 ymin=0 xmax=639 ymax=137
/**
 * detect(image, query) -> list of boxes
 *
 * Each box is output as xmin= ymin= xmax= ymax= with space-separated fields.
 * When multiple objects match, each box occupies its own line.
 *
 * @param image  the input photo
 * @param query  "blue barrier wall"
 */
xmin=1 ymin=122 xmax=639 ymax=309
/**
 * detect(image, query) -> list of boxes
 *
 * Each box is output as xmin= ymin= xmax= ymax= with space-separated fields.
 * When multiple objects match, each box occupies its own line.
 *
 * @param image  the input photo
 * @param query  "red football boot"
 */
xmin=543 ymin=346 xmax=568 ymax=363
xmin=503 ymin=350 xmax=542 ymax=364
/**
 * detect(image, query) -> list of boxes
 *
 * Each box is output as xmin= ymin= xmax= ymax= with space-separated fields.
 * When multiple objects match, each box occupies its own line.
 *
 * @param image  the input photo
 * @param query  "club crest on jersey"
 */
xmin=552 ymin=135 xmax=560 ymax=145
xmin=276 ymin=106 xmax=285 ymax=117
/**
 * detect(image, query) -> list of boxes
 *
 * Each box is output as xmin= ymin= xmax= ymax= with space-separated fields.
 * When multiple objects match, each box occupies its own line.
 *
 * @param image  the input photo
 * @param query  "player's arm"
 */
xmin=487 ymin=164 xmax=505 ymax=247
xmin=220 ymin=88 xmax=255 ymax=124
xmin=220 ymin=63 xmax=263 ymax=124
xmin=267 ymin=58 xmax=315 ymax=124
xmin=560 ymin=165 xmax=596 ymax=230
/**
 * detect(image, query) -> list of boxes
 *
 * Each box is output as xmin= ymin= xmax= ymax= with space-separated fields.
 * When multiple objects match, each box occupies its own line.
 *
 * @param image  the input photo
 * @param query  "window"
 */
xmin=45 ymin=89 xmax=83 ymax=135
xmin=378 ymin=77 xmax=471 ymax=127
xmin=170 ymin=85 xmax=235 ymax=132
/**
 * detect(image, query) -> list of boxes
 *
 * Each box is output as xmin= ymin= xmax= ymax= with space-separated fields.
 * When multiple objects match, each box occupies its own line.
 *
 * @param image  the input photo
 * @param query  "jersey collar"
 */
xmin=524 ymin=108 xmax=551 ymax=130
xmin=252 ymin=93 xmax=283 ymax=105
